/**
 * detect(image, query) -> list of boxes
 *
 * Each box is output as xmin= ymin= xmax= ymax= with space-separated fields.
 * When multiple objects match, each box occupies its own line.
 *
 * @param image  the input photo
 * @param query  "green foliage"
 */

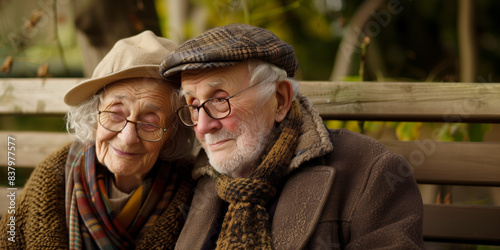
xmin=395 ymin=122 xmax=421 ymax=141
xmin=177 ymin=0 xmax=339 ymax=80
xmin=322 ymin=0 xmax=496 ymax=143
xmin=341 ymin=75 xmax=362 ymax=82
xmin=468 ymin=123 xmax=492 ymax=142
xmin=0 ymin=0 xmax=83 ymax=77
xmin=433 ymin=123 xmax=492 ymax=142
xmin=324 ymin=120 xmax=382 ymax=135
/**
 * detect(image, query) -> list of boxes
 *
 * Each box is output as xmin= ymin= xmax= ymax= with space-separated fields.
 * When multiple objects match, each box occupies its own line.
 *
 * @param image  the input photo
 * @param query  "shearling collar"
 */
xmin=191 ymin=94 xmax=334 ymax=180
xmin=289 ymin=94 xmax=334 ymax=171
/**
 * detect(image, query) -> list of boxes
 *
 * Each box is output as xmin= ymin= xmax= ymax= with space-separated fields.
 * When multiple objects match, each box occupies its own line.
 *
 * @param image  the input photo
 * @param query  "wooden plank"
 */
xmin=0 ymin=78 xmax=80 ymax=115
xmin=2 ymin=79 xmax=500 ymax=123
xmin=423 ymin=204 xmax=500 ymax=245
xmin=299 ymin=81 xmax=500 ymax=123
xmin=0 ymin=131 xmax=72 ymax=167
xmin=383 ymin=141 xmax=500 ymax=186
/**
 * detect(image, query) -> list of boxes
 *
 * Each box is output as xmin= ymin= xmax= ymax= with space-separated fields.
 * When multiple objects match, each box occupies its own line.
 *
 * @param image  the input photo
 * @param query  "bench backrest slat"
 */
xmin=0 ymin=78 xmax=79 ymax=114
xmin=383 ymin=141 xmax=500 ymax=186
xmin=0 ymin=131 xmax=72 ymax=167
xmin=424 ymin=204 xmax=500 ymax=245
xmin=301 ymin=81 xmax=500 ymax=123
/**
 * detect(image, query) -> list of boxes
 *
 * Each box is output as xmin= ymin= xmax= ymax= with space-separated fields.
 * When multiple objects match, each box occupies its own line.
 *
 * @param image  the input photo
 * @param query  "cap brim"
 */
xmin=64 ymin=65 xmax=163 ymax=106
xmin=161 ymin=61 xmax=239 ymax=84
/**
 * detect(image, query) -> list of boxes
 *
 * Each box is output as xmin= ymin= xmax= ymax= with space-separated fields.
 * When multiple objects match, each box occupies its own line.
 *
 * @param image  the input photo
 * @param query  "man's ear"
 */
xmin=274 ymin=80 xmax=294 ymax=123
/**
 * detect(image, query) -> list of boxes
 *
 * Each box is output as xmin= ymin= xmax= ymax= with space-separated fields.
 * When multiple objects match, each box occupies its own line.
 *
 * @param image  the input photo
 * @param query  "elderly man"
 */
xmin=160 ymin=23 xmax=424 ymax=249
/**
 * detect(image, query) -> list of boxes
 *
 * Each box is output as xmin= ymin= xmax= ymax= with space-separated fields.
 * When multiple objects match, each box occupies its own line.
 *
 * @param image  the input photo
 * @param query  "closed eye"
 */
xmin=138 ymin=122 xmax=161 ymax=132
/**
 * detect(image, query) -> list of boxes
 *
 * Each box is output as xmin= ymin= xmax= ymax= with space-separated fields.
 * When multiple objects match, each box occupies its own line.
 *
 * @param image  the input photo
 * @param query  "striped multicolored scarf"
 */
xmin=214 ymin=100 xmax=301 ymax=249
xmin=65 ymin=142 xmax=180 ymax=249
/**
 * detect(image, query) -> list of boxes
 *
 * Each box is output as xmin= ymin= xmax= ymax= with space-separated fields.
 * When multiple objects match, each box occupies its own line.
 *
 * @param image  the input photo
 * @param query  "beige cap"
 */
xmin=64 ymin=30 xmax=177 ymax=106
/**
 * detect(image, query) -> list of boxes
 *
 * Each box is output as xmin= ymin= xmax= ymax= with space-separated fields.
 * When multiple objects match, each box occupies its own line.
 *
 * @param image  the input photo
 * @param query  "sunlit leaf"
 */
xmin=363 ymin=121 xmax=383 ymax=133
xmin=345 ymin=121 xmax=361 ymax=133
xmin=324 ymin=120 xmax=344 ymax=129
xmin=342 ymin=75 xmax=362 ymax=82
xmin=435 ymin=124 xmax=454 ymax=142
xmin=395 ymin=122 xmax=422 ymax=141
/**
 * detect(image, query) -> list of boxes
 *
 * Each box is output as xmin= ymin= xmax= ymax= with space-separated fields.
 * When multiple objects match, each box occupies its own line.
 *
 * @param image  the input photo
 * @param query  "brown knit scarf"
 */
xmin=213 ymin=100 xmax=301 ymax=250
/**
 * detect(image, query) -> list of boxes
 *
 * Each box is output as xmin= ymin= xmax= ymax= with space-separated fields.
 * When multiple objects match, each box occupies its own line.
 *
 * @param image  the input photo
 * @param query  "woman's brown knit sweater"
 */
xmin=0 ymin=144 xmax=194 ymax=249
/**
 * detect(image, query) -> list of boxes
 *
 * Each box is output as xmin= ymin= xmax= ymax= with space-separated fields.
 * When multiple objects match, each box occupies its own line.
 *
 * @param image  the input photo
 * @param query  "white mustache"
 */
xmin=205 ymin=128 xmax=238 ymax=144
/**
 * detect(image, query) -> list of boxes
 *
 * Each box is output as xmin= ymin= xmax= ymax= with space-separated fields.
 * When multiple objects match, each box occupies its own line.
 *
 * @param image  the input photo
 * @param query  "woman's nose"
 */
xmin=118 ymin=122 xmax=141 ymax=144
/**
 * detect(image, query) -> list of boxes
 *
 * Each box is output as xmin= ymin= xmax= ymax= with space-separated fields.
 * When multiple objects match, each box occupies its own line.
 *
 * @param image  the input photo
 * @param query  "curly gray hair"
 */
xmin=65 ymin=81 xmax=195 ymax=161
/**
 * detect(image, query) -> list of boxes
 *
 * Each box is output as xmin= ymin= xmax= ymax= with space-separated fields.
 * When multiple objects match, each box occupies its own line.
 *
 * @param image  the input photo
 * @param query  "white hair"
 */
xmin=247 ymin=59 xmax=299 ymax=106
xmin=65 ymin=81 xmax=195 ymax=161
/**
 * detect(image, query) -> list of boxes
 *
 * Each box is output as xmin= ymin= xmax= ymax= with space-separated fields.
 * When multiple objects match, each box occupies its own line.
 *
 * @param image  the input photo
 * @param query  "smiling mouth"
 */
xmin=208 ymin=139 xmax=232 ymax=150
xmin=113 ymin=147 xmax=137 ymax=157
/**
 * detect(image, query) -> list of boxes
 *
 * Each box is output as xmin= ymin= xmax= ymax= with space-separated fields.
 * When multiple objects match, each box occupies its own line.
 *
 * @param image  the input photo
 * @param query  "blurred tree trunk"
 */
xmin=164 ymin=0 xmax=187 ymax=44
xmin=457 ymin=0 xmax=476 ymax=82
xmin=163 ymin=0 xmax=206 ymax=43
xmin=74 ymin=0 xmax=161 ymax=77
xmin=329 ymin=0 xmax=385 ymax=81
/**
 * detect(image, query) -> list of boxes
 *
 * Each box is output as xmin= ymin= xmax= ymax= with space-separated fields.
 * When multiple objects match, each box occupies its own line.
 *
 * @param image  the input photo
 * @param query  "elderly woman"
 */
xmin=0 ymin=31 xmax=195 ymax=249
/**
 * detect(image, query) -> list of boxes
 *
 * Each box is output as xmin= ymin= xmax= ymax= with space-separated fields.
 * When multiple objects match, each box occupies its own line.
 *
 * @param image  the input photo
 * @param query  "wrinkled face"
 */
xmin=96 ymin=78 xmax=173 ymax=179
xmin=181 ymin=63 xmax=277 ymax=177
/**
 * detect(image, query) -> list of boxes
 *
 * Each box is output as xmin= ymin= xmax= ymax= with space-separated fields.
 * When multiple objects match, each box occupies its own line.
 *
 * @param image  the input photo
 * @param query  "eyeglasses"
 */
xmin=176 ymin=83 xmax=261 ymax=127
xmin=97 ymin=111 xmax=169 ymax=142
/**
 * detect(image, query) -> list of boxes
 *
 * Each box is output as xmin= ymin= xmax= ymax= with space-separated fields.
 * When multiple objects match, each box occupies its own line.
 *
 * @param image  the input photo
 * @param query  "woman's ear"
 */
xmin=274 ymin=80 xmax=294 ymax=123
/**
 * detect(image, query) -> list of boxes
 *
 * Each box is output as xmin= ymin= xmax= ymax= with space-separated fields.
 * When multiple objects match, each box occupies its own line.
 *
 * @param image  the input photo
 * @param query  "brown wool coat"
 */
xmin=0 ymin=144 xmax=194 ymax=249
xmin=175 ymin=95 xmax=425 ymax=249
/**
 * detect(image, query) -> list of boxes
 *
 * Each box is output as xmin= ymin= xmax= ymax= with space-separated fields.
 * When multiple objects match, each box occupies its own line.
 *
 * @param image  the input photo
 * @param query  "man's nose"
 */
xmin=195 ymin=108 xmax=222 ymax=136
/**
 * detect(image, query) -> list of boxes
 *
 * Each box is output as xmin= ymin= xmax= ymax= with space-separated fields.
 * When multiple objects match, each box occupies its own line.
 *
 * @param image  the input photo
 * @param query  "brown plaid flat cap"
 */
xmin=159 ymin=23 xmax=298 ymax=83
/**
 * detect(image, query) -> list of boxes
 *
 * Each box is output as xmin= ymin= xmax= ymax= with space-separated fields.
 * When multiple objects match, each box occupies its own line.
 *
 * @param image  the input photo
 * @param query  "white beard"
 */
xmin=204 ymin=119 xmax=271 ymax=177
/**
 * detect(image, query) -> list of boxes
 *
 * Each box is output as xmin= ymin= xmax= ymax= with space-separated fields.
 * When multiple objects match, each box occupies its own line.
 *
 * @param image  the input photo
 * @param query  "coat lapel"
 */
xmin=272 ymin=166 xmax=336 ymax=249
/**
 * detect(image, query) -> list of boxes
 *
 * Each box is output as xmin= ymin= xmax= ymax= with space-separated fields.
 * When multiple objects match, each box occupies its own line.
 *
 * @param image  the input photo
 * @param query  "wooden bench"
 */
xmin=1 ymin=78 xmax=500 ymax=246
